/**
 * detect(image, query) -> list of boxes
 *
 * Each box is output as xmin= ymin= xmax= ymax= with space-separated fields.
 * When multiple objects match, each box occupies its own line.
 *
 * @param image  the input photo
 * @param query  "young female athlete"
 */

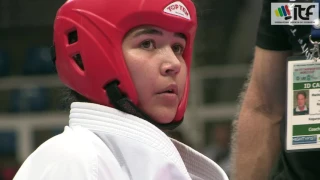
xmin=13 ymin=0 xmax=228 ymax=179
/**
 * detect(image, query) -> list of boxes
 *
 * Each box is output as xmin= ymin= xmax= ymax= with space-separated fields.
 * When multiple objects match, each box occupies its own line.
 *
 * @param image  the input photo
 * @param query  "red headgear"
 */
xmin=53 ymin=0 xmax=197 ymax=128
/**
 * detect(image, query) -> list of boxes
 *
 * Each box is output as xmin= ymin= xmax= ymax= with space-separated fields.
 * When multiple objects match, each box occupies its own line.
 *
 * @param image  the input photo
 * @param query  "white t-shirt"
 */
xmin=14 ymin=102 xmax=228 ymax=180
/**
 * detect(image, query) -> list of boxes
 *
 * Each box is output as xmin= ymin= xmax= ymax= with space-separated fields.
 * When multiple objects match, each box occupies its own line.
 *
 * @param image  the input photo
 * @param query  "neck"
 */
xmin=298 ymin=106 xmax=305 ymax=111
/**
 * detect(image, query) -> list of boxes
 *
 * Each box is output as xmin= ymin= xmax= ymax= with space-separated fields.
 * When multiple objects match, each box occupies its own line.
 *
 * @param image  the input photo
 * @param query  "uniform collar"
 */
xmin=68 ymin=102 xmax=188 ymax=173
xmin=68 ymin=102 xmax=228 ymax=180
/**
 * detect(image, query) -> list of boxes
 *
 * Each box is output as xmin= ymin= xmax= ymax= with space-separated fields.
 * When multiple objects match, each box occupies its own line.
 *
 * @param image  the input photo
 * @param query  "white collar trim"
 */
xmin=68 ymin=102 xmax=228 ymax=180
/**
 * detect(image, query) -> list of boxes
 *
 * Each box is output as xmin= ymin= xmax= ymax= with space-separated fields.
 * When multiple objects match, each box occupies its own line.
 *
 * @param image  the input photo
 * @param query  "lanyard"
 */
xmin=311 ymin=0 xmax=320 ymax=39
xmin=310 ymin=0 xmax=320 ymax=61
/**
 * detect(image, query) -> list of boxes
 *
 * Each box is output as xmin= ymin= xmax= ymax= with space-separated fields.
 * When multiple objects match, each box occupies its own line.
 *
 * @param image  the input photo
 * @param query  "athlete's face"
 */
xmin=122 ymin=26 xmax=187 ymax=124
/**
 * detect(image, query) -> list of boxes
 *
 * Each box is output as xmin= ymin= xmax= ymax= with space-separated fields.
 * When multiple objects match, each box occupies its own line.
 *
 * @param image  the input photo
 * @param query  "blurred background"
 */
xmin=0 ymin=0 xmax=262 ymax=179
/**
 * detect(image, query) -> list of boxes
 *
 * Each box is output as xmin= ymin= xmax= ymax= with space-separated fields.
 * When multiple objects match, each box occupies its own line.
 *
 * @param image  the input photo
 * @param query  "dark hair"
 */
xmin=296 ymin=91 xmax=307 ymax=99
xmin=60 ymin=87 xmax=91 ymax=110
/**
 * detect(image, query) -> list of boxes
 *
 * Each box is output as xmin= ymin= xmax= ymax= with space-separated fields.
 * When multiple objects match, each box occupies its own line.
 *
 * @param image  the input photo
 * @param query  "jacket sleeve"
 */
xmin=256 ymin=0 xmax=292 ymax=51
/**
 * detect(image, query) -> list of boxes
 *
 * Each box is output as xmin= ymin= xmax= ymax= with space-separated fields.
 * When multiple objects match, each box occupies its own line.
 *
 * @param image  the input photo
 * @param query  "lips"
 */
xmin=157 ymin=84 xmax=178 ymax=95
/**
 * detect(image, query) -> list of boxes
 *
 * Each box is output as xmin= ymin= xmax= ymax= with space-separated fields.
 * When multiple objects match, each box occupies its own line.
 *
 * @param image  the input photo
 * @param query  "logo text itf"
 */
xmin=271 ymin=3 xmax=319 ymax=25
xmin=275 ymin=4 xmax=315 ymax=20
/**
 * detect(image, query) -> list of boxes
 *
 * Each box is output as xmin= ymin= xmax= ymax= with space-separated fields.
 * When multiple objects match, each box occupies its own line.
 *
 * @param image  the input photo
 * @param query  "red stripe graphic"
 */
xmin=285 ymin=5 xmax=290 ymax=16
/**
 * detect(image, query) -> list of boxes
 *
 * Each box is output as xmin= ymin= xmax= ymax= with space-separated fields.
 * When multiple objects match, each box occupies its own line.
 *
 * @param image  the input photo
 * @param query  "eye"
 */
xmin=140 ymin=40 xmax=156 ymax=50
xmin=172 ymin=44 xmax=185 ymax=55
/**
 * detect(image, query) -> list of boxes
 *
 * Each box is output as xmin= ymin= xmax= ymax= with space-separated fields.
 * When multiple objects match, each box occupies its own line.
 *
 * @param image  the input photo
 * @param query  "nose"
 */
xmin=160 ymin=47 xmax=181 ymax=76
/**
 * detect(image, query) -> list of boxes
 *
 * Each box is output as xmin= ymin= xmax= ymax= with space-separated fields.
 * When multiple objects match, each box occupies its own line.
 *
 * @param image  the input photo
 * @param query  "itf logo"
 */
xmin=271 ymin=3 xmax=319 ymax=25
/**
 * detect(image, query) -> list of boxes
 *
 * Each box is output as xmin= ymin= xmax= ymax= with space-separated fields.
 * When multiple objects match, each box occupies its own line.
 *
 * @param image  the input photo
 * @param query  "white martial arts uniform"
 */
xmin=14 ymin=102 xmax=228 ymax=180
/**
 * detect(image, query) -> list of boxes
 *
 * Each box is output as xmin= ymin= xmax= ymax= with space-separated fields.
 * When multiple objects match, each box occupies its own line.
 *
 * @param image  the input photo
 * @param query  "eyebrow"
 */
xmin=132 ymin=28 xmax=186 ymax=40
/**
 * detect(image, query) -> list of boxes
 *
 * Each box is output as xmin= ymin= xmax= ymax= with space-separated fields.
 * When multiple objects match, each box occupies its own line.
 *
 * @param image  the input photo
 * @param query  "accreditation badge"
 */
xmin=286 ymin=56 xmax=320 ymax=151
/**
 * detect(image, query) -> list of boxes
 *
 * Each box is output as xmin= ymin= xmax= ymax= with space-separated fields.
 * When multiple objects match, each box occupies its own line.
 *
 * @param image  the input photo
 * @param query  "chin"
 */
xmin=147 ymin=107 xmax=177 ymax=124
xmin=153 ymin=114 xmax=176 ymax=124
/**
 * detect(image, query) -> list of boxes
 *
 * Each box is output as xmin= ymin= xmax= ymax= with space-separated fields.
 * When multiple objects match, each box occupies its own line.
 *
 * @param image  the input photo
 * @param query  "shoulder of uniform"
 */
xmin=28 ymin=126 xmax=99 ymax=166
xmin=14 ymin=126 xmax=101 ymax=180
